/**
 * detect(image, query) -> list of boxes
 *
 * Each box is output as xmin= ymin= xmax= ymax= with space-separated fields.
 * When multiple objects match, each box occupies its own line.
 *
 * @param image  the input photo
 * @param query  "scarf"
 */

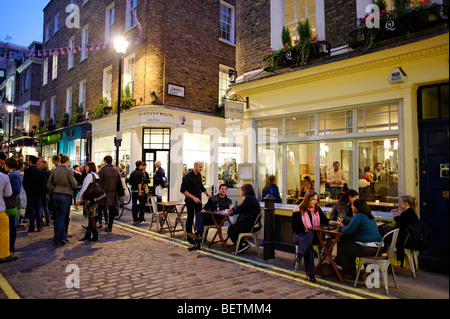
xmin=301 ymin=207 xmax=320 ymax=230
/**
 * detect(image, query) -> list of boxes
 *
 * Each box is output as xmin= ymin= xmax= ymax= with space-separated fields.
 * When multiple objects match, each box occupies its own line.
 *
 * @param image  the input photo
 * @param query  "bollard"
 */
xmin=263 ymin=194 xmax=276 ymax=260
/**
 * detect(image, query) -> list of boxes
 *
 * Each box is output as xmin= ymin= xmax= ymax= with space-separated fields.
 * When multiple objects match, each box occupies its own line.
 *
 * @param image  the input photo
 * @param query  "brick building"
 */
xmin=40 ymin=0 xmax=237 ymax=201
xmin=231 ymin=0 xmax=448 ymax=272
xmin=0 ymin=41 xmax=42 ymax=157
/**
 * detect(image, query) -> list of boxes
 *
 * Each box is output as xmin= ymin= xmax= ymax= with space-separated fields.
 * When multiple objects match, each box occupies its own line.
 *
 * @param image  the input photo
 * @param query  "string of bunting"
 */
xmin=0 ymin=37 xmax=142 ymax=60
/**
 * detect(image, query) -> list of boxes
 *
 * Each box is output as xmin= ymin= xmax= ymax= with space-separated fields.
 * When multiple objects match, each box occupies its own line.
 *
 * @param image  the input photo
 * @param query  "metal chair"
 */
xmin=354 ymin=228 xmax=400 ymax=295
xmin=294 ymin=244 xmax=321 ymax=272
xmin=148 ymin=196 xmax=165 ymax=232
xmin=404 ymin=234 xmax=419 ymax=278
xmin=233 ymin=212 xmax=263 ymax=256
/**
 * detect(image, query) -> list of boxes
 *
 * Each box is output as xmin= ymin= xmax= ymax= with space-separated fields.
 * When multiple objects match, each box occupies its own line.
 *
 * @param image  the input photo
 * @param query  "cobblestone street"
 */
xmin=1 ymin=207 xmax=448 ymax=306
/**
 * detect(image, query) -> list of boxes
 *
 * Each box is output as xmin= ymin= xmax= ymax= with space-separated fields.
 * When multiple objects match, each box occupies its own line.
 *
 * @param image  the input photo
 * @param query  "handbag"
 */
xmin=83 ymin=173 xmax=106 ymax=203
xmin=4 ymin=195 xmax=18 ymax=216
xmin=162 ymin=176 xmax=169 ymax=188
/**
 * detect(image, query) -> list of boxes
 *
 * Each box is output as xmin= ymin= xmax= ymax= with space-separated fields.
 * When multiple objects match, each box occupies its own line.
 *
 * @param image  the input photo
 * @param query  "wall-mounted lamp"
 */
xmin=228 ymin=69 xmax=238 ymax=84
xmin=150 ymin=91 xmax=158 ymax=105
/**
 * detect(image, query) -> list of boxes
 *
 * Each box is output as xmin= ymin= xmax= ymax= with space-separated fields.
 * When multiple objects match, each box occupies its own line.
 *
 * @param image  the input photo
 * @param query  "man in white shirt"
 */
xmin=327 ymin=161 xmax=347 ymax=199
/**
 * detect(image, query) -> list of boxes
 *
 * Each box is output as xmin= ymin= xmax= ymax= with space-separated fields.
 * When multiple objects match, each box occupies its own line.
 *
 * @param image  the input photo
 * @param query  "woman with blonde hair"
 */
xmin=394 ymin=195 xmax=419 ymax=267
xmin=292 ymin=191 xmax=341 ymax=282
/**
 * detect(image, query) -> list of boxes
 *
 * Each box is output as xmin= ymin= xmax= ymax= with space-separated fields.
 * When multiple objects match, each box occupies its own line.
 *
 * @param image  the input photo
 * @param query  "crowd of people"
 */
xmin=0 ymin=152 xmax=127 ymax=263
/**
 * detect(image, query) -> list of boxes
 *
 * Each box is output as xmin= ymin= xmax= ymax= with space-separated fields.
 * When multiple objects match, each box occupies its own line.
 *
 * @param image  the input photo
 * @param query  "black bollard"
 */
xmin=263 ymin=194 xmax=275 ymax=260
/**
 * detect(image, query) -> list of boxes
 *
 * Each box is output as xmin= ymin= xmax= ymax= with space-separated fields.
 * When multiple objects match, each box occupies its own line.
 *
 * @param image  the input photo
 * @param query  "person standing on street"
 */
xmin=153 ymin=160 xmax=166 ymax=203
xmin=3 ymin=158 xmax=21 ymax=256
xmin=98 ymin=155 xmax=121 ymax=232
xmin=180 ymin=161 xmax=211 ymax=244
xmin=23 ymin=155 xmax=46 ymax=232
xmin=129 ymin=160 xmax=146 ymax=225
xmin=0 ymin=170 xmax=14 ymax=263
xmin=47 ymin=155 xmax=78 ymax=247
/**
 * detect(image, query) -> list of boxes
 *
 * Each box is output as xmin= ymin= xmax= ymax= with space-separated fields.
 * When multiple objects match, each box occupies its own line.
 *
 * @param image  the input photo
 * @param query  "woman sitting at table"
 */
xmin=394 ymin=195 xmax=419 ymax=267
xmin=335 ymin=199 xmax=382 ymax=280
xmin=292 ymin=191 xmax=341 ymax=283
xmin=299 ymin=176 xmax=314 ymax=198
xmin=362 ymin=166 xmax=375 ymax=183
xmin=229 ymin=184 xmax=261 ymax=253
xmin=329 ymin=189 xmax=359 ymax=226
xmin=262 ymin=175 xmax=281 ymax=203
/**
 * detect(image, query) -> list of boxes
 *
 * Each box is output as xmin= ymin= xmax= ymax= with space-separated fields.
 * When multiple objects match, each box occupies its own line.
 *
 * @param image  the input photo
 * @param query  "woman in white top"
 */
xmin=76 ymin=162 xmax=100 ymax=242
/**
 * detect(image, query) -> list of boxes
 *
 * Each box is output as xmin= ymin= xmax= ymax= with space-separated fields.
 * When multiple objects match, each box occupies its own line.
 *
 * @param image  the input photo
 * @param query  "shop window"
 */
xmin=358 ymin=105 xmax=398 ymax=132
xmin=358 ymin=138 xmax=398 ymax=206
xmin=257 ymin=118 xmax=283 ymax=141
xmin=257 ymin=144 xmax=282 ymax=200
xmin=319 ymin=111 xmax=353 ymax=136
xmin=285 ymin=143 xmax=315 ymax=202
xmin=143 ymin=128 xmax=170 ymax=150
xmin=286 ymin=115 xmax=315 ymax=138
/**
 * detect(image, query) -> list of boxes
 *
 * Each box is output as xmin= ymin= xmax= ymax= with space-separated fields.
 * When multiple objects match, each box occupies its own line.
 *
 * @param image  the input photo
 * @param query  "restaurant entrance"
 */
xmin=417 ymin=83 xmax=449 ymax=273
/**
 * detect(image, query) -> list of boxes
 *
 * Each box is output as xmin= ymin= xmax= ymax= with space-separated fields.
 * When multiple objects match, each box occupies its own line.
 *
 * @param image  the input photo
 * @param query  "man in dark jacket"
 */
xmin=188 ymin=184 xmax=232 ymax=251
xmin=98 ymin=155 xmax=120 ymax=232
xmin=129 ymin=160 xmax=145 ymax=224
xmin=23 ymin=155 xmax=47 ymax=232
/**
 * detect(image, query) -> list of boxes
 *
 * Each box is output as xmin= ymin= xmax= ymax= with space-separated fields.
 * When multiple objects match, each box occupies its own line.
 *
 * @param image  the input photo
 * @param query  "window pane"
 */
xmin=286 ymin=143 xmax=315 ymax=202
xmin=441 ymin=85 xmax=449 ymax=118
xmin=358 ymin=139 xmax=398 ymax=208
xmin=258 ymin=144 xmax=282 ymax=201
xmin=320 ymin=141 xmax=353 ymax=199
xmin=421 ymin=87 xmax=439 ymax=119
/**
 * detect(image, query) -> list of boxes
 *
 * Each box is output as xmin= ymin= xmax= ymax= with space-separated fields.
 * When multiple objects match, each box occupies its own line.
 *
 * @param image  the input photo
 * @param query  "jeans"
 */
xmin=52 ymin=193 xmax=72 ymax=243
xmin=194 ymin=211 xmax=223 ymax=234
xmin=131 ymin=192 xmax=146 ymax=223
xmin=40 ymin=194 xmax=51 ymax=226
xmin=27 ymin=195 xmax=42 ymax=231
xmin=292 ymin=231 xmax=318 ymax=276
xmin=228 ymin=220 xmax=254 ymax=246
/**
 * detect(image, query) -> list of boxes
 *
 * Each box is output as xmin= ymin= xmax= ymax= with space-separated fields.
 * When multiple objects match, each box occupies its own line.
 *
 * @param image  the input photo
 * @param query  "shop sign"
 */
xmin=168 ymin=83 xmax=185 ymax=98
xmin=138 ymin=111 xmax=176 ymax=124
xmin=225 ymin=100 xmax=244 ymax=120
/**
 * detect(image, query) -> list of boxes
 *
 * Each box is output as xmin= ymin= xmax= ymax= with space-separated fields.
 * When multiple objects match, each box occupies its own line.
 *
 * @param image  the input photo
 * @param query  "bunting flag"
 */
xmin=0 ymin=38 xmax=142 ymax=60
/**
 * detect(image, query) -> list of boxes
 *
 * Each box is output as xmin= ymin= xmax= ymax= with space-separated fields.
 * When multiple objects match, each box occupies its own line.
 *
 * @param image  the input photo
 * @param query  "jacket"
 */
xmin=292 ymin=206 xmax=329 ymax=234
xmin=98 ymin=164 xmax=120 ymax=206
xmin=23 ymin=165 xmax=47 ymax=198
xmin=0 ymin=172 xmax=13 ymax=212
xmin=233 ymin=195 xmax=260 ymax=224
xmin=47 ymin=165 xmax=78 ymax=196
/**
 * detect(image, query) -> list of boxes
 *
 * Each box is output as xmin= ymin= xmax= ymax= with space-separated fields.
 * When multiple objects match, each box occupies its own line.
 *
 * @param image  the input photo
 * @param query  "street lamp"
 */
xmin=113 ymin=36 xmax=129 ymax=167
xmin=6 ymin=104 xmax=15 ymax=157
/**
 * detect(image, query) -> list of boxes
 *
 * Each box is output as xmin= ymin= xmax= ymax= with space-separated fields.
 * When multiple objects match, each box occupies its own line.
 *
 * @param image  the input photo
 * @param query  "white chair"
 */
xmin=354 ymin=228 xmax=400 ymax=295
xmin=233 ymin=212 xmax=263 ymax=256
xmin=294 ymin=244 xmax=321 ymax=272
xmin=148 ymin=196 xmax=165 ymax=232
xmin=404 ymin=234 xmax=419 ymax=278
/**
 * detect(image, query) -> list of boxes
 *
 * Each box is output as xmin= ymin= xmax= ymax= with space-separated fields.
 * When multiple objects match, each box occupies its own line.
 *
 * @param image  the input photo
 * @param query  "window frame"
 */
xmin=219 ymin=1 xmax=235 ymax=45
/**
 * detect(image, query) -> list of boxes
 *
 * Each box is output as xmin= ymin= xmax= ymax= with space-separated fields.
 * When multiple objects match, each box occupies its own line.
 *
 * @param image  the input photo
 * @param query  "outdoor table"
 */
xmin=205 ymin=210 xmax=234 ymax=253
xmin=367 ymin=201 xmax=396 ymax=210
xmin=158 ymin=201 xmax=184 ymax=237
xmin=310 ymin=225 xmax=344 ymax=283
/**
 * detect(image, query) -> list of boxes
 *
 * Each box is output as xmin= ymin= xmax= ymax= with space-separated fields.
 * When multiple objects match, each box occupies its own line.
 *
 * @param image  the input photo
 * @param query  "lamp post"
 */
xmin=113 ymin=36 xmax=129 ymax=167
xmin=6 ymin=104 xmax=15 ymax=157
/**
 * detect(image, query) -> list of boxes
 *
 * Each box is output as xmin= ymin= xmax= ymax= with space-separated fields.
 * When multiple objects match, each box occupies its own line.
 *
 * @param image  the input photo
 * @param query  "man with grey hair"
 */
xmin=180 ymin=161 xmax=211 ymax=244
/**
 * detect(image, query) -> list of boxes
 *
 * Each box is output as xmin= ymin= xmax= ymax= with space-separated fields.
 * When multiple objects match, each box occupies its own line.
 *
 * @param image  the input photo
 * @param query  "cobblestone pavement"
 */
xmin=1 ymin=207 xmax=448 ymax=304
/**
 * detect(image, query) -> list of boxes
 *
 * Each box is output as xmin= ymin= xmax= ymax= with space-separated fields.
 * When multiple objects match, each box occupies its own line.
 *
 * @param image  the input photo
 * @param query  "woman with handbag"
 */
xmin=0 ymin=169 xmax=13 ymax=263
xmin=76 ymin=162 xmax=100 ymax=242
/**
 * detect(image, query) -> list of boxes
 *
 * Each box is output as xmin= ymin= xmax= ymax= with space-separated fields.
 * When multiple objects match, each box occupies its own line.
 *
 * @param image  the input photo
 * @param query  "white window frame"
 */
xmin=52 ymin=54 xmax=58 ymax=80
xmin=81 ymin=24 xmax=89 ymax=61
xmin=25 ymin=69 xmax=29 ymax=91
xmin=79 ymin=79 xmax=87 ymax=111
xmin=68 ymin=36 xmax=75 ymax=70
xmin=50 ymin=96 xmax=56 ymax=121
xmin=66 ymin=87 xmax=73 ymax=115
xmin=219 ymin=1 xmax=235 ymax=45
xmin=54 ymin=13 xmax=60 ymax=34
xmin=219 ymin=64 xmax=233 ymax=104
xmin=41 ymin=101 xmax=46 ymax=121
xmin=125 ymin=0 xmax=137 ymax=31
xmin=43 ymin=58 xmax=48 ymax=86
xmin=123 ymin=53 xmax=135 ymax=97
xmin=103 ymin=65 xmax=113 ymax=105
xmin=105 ymin=2 xmax=115 ymax=44
xmin=45 ymin=23 xmax=51 ymax=43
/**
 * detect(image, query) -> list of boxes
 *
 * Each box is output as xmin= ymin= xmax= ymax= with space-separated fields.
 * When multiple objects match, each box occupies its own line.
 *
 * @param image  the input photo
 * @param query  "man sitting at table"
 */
xmin=188 ymin=184 xmax=232 ymax=251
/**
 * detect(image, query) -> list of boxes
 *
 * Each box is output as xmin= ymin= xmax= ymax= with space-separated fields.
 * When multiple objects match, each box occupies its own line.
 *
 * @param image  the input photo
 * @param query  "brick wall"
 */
xmin=40 ymin=0 xmax=235 ymax=124
xmin=324 ymin=0 xmax=357 ymax=49
xmin=235 ymin=0 xmax=271 ymax=77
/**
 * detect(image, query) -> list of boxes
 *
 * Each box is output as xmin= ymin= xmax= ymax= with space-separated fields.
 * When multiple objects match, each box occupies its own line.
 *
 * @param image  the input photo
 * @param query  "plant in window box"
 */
xmin=57 ymin=113 xmax=70 ymax=128
xmin=113 ymin=85 xmax=135 ymax=112
xmin=94 ymin=97 xmax=110 ymax=118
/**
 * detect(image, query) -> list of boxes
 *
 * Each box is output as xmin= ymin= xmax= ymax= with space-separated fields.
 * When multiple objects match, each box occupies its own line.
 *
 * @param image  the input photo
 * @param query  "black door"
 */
xmin=418 ymin=83 xmax=449 ymax=268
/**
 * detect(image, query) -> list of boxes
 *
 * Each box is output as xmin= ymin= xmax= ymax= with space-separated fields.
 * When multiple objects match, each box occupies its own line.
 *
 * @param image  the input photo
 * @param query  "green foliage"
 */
xmin=281 ymin=26 xmax=292 ymax=47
